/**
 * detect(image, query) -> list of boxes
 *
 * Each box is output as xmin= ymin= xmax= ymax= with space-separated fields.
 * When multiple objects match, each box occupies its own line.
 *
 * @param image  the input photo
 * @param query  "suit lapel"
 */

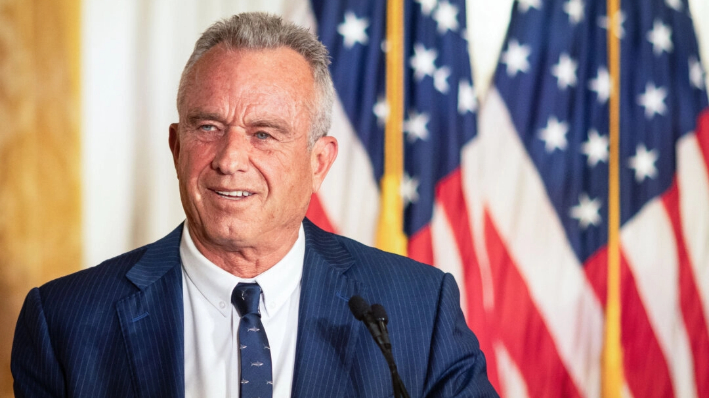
xmin=116 ymin=225 xmax=185 ymax=398
xmin=291 ymin=220 xmax=366 ymax=398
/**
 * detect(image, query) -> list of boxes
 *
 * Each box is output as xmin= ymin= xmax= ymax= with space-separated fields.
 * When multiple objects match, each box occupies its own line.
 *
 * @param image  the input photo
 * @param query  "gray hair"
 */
xmin=177 ymin=12 xmax=334 ymax=147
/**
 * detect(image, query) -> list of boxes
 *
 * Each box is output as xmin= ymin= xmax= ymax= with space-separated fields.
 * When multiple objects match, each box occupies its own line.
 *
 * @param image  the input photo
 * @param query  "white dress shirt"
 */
xmin=181 ymin=221 xmax=304 ymax=398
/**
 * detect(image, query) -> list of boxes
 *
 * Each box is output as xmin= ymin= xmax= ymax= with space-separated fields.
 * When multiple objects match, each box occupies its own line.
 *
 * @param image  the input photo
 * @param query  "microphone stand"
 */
xmin=372 ymin=304 xmax=409 ymax=398
xmin=349 ymin=296 xmax=410 ymax=398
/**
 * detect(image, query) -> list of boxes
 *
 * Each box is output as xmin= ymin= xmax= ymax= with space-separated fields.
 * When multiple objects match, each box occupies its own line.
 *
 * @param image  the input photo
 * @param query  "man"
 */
xmin=12 ymin=13 xmax=497 ymax=398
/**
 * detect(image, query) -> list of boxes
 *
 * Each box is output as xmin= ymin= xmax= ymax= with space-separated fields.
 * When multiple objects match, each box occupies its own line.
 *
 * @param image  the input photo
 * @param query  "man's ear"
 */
xmin=310 ymin=135 xmax=338 ymax=193
xmin=169 ymin=123 xmax=180 ymax=171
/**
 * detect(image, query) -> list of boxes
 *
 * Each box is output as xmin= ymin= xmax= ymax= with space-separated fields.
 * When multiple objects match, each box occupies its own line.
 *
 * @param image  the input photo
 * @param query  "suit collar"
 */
xmin=301 ymin=218 xmax=356 ymax=272
xmin=291 ymin=219 xmax=364 ymax=397
xmin=118 ymin=223 xmax=185 ymax=398
xmin=126 ymin=223 xmax=184 ymax=290
xmin=120 ymin=219 xmax=366 ymax=398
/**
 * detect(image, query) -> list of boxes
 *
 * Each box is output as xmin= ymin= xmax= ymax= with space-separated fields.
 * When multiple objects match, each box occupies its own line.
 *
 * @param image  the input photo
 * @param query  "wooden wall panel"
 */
xmin=0 ymin=0 xmax=81 ymax=396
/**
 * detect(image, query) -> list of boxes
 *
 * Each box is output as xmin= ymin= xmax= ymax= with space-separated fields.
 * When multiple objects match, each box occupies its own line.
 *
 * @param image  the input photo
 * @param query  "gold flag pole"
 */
xmin=375 ymin=0 xmax=407 ymax=255
xmin=602 ymin=0 xmax=624 ymax=396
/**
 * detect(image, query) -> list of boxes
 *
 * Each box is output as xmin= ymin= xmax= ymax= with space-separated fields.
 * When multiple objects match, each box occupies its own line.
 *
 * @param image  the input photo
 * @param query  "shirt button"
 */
xmin=219 ymin=301 xmax=226 ymax=309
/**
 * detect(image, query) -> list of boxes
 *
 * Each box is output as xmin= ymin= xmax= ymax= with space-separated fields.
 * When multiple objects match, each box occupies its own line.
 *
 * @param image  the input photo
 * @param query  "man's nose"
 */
xmin=211 ymin=129 xmax=250 ymax=174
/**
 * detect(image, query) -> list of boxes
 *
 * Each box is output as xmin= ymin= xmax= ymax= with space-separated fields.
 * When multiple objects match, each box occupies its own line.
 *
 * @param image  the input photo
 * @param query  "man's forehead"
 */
xmin=194 ymin=45 xmax=312 ymax=81
xmin=179 ymin=45 xmax=315 ymax=113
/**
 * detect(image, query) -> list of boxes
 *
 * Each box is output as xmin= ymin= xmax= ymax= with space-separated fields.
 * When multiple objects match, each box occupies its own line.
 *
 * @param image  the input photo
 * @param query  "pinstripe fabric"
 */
xmin=293 ymin=220 xmax=497 ymax=397
xmin=12 ymin=226 xmax=185 ymax=398
xmin=12 ymin=220 xmax=495 ymax=397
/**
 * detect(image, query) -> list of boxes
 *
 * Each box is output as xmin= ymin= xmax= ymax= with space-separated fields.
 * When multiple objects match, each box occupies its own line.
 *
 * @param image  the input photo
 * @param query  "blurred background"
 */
xmin=1 ymin=0 xmax=707 ymax=396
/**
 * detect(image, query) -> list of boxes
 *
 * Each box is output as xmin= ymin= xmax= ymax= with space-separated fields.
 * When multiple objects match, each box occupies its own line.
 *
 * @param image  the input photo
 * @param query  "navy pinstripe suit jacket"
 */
xmin=12 ymin=219 xmax=497 ymax=397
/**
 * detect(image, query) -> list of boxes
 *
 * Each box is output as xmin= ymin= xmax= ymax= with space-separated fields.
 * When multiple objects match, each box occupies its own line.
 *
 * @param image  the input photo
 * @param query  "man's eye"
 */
xmin=199 ymin=125 xmax=216 ymax=132
xmin=255 ymin=131 xmax=271 ymax=140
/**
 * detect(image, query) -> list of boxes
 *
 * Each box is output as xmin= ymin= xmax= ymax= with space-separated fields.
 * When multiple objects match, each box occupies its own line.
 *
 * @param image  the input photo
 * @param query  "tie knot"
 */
xmin=231 ymin=282 xmax=262 ymax=317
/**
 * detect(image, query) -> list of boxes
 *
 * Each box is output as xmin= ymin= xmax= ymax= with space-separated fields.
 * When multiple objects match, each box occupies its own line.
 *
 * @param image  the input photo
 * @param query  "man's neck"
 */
xmin=187 ymin=225 xmax=300 ymax=278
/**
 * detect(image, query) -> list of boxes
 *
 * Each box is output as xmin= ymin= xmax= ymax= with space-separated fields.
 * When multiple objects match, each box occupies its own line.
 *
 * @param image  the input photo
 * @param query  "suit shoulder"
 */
xmin=303 ymin=218 xmax=445 ymax=283
xmin=42 ymin=245 xmax=146 ymax=291
xmin=37 ymin=245 xmax=149 ymax=308
xmin=327 ymin=233 xmax=447 ymax=295
xmin=38 ymin=224 xmax=183 ymax=299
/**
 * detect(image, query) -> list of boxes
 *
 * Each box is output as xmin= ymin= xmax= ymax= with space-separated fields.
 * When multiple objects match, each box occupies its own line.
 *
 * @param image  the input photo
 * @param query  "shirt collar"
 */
xmin=180 ymin=221 xmax=305 ymax=318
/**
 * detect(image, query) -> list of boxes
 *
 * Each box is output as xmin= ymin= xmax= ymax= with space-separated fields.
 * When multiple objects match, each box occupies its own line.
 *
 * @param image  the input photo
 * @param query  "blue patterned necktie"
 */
xmin=232 ymin=282 xmax=273 ymax=398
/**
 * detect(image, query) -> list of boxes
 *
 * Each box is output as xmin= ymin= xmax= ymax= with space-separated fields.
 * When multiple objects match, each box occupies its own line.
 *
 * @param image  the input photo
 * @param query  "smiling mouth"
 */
xmin=214 ymin=190 xmax=254 ymax=198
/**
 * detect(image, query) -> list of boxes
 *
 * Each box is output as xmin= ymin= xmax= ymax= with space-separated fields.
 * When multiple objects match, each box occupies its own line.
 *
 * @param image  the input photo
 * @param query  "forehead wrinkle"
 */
xmin=186 ymin=111 xmax=227 ymax=124
xmin=248 ymin=118 xmax=289 ymax=132
xmin=241 ymin=92 xmax=303 ymax=132
xmin=180 ymin=46 xmax=315 ymax=135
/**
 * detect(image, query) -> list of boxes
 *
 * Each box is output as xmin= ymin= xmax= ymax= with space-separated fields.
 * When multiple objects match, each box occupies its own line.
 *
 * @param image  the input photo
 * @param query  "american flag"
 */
xmin=301 ymin=0 xmax=709 ymax=396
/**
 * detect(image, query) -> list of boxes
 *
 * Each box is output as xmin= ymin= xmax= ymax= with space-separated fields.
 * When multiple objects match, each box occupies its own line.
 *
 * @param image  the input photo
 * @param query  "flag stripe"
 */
xmin=494 ymin=342 xmax=530 ymax=398
xmin=429 ymin=203 xmax=468 ymax=321
xmin=663 ymin=180 xmax=709 ymax=398
xmin=580 ymin=240 xmax=680 ymax=398
xmin=619 ymin=251 xmax=675 ymax=398
xmin=315 ymin=98 xmax=380 ymax=246
xmin=621 ymin=198 xmax=696 ymax=398
xmin=432 ymin=169 xmax=500 ymax=389
xmin=583 ymin=247 xmax=609 ymax=306
xmin=434 ymin=169 xmax=474 ymax=319
xmin=408 ymin=225 xmax=433 ymax=265
xmin=677 ymin=131 xmax=709 ymax=331
xmin=306 ymin=193 xmax=337 ymax=234
xmin=452 ymin=139 xmax=504 ymax=392
xmin=698 ymin=111 xmax=709 ymax=172
xmin=478 ymin=89 xmax=604 ymax=396
xmin=676 ymin=124 xmax=709 ymax=398
xmin=484 ymin=210 xmax=582 ymax=398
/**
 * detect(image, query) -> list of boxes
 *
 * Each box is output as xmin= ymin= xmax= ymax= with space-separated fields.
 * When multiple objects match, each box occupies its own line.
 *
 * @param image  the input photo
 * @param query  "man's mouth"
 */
xmin=214 ymin=190 xmax=254 ymax=198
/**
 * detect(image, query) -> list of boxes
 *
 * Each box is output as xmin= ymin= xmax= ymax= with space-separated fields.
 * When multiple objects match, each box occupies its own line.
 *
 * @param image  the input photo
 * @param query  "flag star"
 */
xmin=665 ymin=0 xmax=683 ymax=11
xmin=415 ymin=0 xmax=438 ymax=16
xmin=569 ymin=193 xmax=602 ymax=229
xmin=689 ymin=56 xmax=705 ymax=90
xmin=647 ymin=19 xmax=673 ymax=56
xmin=404 ymin=110 xmax=430 ymax=142
xmin=400 ymin=173 xmax=420 ymax=206
xmin=517 ymin=0 xmax=541 ymax=13
xmin=581 ymin=129 xmax=609 ymax=167
xmin=501 ymin=39 xmax=531 ymax=77
xmin=433 ymin=1 xmax=459 ymax=34
xmin=433 ymin=66 xmax=451 ymax=93
xmin=563 ymin=0 xmax=585 ymax=25
xmin=410 ymin=44 xmax=438 ymax=81
xmin=598 ymin=11 xmax=626 ymax=39
xmin=381 ymin=39 xmax=390 ymax=53
xmin=589 ymin=67 xmax=612 ymax=103
xmin=461 ymin=28 xmax=471 ymax=43
xmin=551 ymin=53 xmax=578 ymax=89
xmin=539 ymin=116 xmax=569 ymax=152
xmin=337 ymin=11 xmax=369 ymax=49
xmin=458 ymin=80 xmax=477 ymax=114
xmin=637 ymin=82 xmax=667 ymax=119
xmin=628 ymin=144 xmax=659 ymax=182
xmin=373 ymin=96 xmax=389 ymax=127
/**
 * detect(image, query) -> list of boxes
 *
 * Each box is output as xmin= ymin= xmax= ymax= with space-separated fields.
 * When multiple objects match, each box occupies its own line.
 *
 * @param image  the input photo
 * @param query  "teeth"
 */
xmin=216 ymin=190 xmax=252 ymax=197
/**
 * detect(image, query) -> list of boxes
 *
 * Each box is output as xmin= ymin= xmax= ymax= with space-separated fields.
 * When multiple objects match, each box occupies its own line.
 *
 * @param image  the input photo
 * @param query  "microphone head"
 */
xmin=371 ymin=303 xmax=388 ymax=324
xmin=348 ymin=295 xmax=371 ymax=321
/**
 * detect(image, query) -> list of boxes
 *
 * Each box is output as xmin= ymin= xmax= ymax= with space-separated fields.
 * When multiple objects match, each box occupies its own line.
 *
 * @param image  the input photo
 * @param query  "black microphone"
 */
xmin=348 ymin=296 xmax=410 ymax=398
xmin=371 ymin=304 xmax=391 ymax=351
xmin=348 ymin=296 xmax=387 ymax=349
